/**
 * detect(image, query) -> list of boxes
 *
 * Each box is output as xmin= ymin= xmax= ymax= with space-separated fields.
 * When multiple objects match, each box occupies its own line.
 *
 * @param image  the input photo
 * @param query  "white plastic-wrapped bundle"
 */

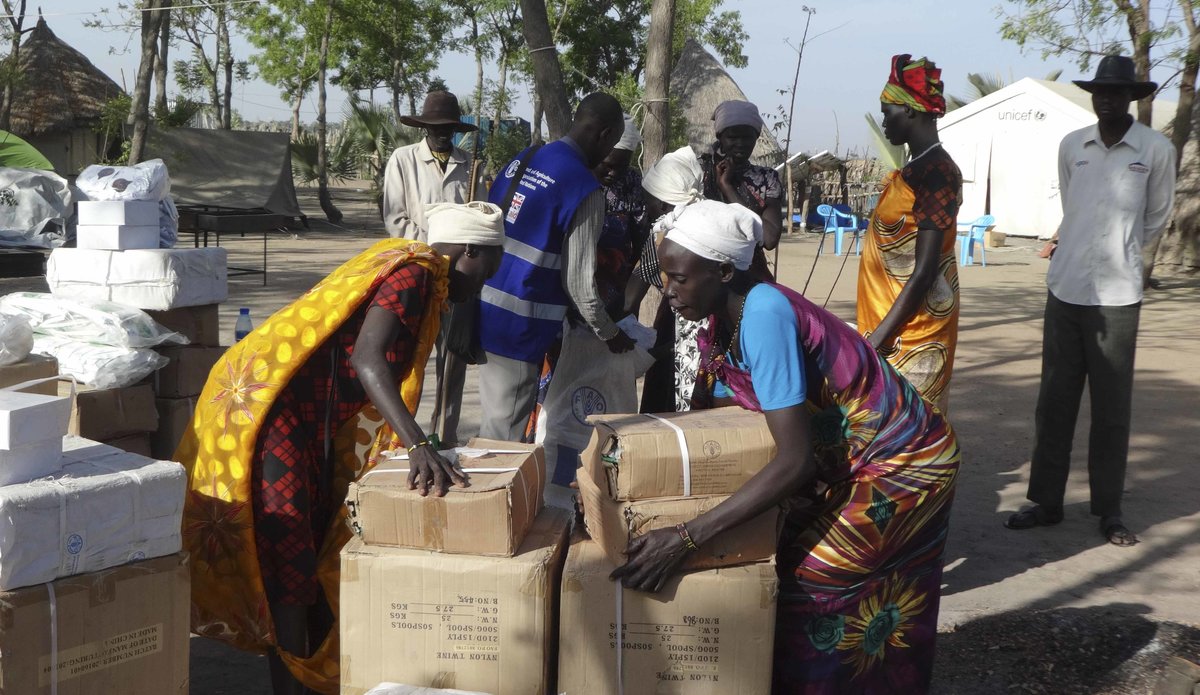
xmin=46 ymin=247 xmax=228 ymax=310
xmin=32 ymin=335 xmax=167 ymax=389
xmin=75 ymin=159 xmax=171 ymax=202
xmin=0 ymin=436 xmax=185 ymax=591
xmin=0 ymin=313 xmax=33 ymax=366
xmin=0 ymin=292 xmax=186 ymax=348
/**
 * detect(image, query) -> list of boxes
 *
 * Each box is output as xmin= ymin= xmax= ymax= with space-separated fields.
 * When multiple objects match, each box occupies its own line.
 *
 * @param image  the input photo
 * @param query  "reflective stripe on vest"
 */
xmin=481 ymin=285 xmax=568 ymax=322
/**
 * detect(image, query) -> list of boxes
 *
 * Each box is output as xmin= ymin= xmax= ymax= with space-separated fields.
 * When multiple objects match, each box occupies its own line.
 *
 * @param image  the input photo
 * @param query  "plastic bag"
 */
xmin=158 ymin=196 xmax=179 ymax=248
xmin=535 ymin=322 xmax=654 ymax=490
xmin=32 ymin=335 xmax=168 ymax=389
xmin=0 ymin=313 xmax=32 ymax=366
xmin=75 ymin=159 xmax=171 ymax=202
xmin=0 ymin=292 xmax=187 ymax=348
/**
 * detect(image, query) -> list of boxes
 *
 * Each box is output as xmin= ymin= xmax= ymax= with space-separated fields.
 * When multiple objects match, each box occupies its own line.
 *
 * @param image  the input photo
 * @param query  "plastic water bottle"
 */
xmin=234 ymin=307 xmax=253 ymax=341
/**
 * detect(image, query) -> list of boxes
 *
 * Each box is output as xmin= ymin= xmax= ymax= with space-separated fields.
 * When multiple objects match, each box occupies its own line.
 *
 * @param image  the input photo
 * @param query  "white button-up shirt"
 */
xmin=381 ymin=139 xmax=480 ymax=241
xmin=1048 ymin=119 xmax=1176 ymax=306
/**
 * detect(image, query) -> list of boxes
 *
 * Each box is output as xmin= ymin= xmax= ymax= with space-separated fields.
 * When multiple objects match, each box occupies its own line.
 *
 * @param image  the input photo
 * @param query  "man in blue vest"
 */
xmin=478 ymin=93 xmax=635 ymax=441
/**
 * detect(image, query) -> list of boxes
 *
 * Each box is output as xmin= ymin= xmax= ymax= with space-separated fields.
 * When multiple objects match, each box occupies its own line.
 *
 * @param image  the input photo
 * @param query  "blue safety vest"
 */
xmin=480 ymin=140 xmax=599 ymax=363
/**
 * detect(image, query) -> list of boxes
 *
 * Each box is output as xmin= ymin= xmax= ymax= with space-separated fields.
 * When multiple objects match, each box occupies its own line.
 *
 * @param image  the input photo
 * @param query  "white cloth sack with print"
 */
xmin=0 ymin=167 xmax=72 ymax=248
xmin=0 ymin=436 xmax=185 ymax=591
xmin=0 ymin=292 xmax=186 ymax=347
xmin=32 ymin=334 xmax=168 ymax=389
xmin=535 ymin=320 xmax=654 ymax=496
xmin=75 ymin=159 xmax=171 ymax=202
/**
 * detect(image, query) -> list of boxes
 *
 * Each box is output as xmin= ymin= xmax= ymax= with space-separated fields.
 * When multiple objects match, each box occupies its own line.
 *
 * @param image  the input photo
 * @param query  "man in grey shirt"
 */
xmin=1006 ymin=56 xmax=1176 ymax=546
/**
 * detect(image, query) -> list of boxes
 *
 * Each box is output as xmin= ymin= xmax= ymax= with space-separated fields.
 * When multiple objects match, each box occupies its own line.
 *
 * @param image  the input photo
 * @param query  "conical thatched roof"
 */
xmin=8 ymin=17 xmax=125 ymax=137
xmin=671 ymin=38 xmax=785 ymax=168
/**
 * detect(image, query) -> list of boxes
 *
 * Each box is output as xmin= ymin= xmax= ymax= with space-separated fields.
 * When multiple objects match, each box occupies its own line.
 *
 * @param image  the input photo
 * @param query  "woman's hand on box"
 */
xmin=609 ymin=529 xmax=690 ymax=593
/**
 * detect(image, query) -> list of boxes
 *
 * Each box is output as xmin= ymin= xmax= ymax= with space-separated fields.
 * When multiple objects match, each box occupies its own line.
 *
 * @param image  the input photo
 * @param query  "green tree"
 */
xmin=0 ymin=0 xmax=33 ymax=131
xmin=170 ymin=1 xmax=252 ymax=129
xmin=243 ymin=2 xmax=320 ymax=139
xmin=945 ymin=69 xmax=1063 ymax=111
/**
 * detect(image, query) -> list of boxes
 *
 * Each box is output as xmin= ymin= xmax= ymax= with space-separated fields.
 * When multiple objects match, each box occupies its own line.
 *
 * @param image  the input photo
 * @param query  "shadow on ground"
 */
xmin=931 ymin=603 xmax=1200 ymax=694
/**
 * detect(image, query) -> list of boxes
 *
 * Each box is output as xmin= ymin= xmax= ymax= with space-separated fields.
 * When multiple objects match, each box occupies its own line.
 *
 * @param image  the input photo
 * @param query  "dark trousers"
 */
xmin=1028 ymin=292 xmax=1141 ymax=517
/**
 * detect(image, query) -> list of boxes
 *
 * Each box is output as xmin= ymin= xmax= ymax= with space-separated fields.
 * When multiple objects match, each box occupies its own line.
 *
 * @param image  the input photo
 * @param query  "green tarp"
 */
xmin=0 ymin=130 xmax=53 ymax=171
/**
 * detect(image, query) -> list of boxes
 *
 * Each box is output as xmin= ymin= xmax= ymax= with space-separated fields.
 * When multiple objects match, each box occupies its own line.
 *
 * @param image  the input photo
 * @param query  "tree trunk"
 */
xmin=291 ymin=92 xmax=303 ymax=140
xmin=391 ymin=59 xmax=404 ymax=124
xmin=493 ymin=52 xmax=509 ymax=135
xmin=218 ymin=5 xmax=233 ymax=129
xmin=641 ymin=0 xmax=675 ymax=166
xmin=1152 ymin=2 xmax=1200 ymax=276
xmin=518 ymin=0 xmax=571 ymax=139
xmin=316 ymin=0 xmax=342 ymax=222
xmin=532 ymin=99 xmax=544 ymax=145
xmin=1116 ymin=0 xmax=1154 ymax=125
xmin=205 ymin=53 xmax=222 ymax=127
xmin=472 ymin=16 xmax=485 ymax=121
xmin=128 ymin=0 xmax=167 ymax=164
xmin=1172 ymin=2 xmax=1200 ymax=160
xmin=0 ymin=0 xmax=27 ymax=132
xmin=153 ymin=1 xmax=172 ymax=118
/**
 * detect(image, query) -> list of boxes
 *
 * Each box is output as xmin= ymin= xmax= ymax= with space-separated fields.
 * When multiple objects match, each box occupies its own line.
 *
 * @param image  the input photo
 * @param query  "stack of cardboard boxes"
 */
xmin=0 ymin=356 xmax=190 ymax=694
xmin=563 ymin=407 xmax=782 ymax=694
xmin=43 ymin=198 xmax=229 ymax=458
xmin=341 ymin=440 xmax=568 ymax=695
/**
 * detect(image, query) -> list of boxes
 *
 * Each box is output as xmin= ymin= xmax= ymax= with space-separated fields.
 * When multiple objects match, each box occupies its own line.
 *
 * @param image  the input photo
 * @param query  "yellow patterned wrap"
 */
xmin=856 ymin=170 xmax=959 ymax=410
xmin=175 ymin=239 xmax=449 ymax=693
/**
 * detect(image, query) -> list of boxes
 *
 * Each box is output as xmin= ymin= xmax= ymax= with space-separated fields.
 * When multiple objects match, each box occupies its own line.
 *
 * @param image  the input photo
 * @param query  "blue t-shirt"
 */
xmin=713 ymin=284 xmax=807 ymax=410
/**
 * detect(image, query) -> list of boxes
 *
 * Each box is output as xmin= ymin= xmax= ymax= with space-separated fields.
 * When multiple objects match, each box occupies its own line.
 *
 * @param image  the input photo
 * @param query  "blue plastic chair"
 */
xmin=816 ymin=204 xmax=861 ymax=256
xmin=957 ymin=214 xmax=995 ymax=267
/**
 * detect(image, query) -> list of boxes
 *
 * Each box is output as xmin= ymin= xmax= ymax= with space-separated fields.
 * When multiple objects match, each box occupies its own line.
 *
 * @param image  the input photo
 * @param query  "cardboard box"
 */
xmin=146 ymin=304 xmax=221 ymax=346
xmin=986 ymin=229 xmax=1006 ymax=248
xmin=578 ymin=472 xmax=779 ymax=570
xmin=102 ymin=433 xmax=153 ymax=458
xmin=152 ymin=346 xmax=223 ymax=398
xmin=340 ymin=509 xmax=570 ymax=695
xmin=0 ymin=389 xmax=71 ymax=449
xmin=583 ymin=408 xmax=776 ymax=501
xmin=557 ymin=536 xmax=777 ymax=695
xmin=0 ymin=436 xmax=63 ymax=487
xmin=347 ymin=439 xmax=546 ymax=556
xmin=0 ymin=355 xmax=58 ymax=395
xmin=0 ymin=552 xmax=190 ymax=695
xmin=76 ymin=200 xmax=159 ymax=227
xmin=150 ymin=398 xmax=194 ymax=461
xmin=76 ymin=224 xmax=159 ymax=250
xmin=60 ymin=382 xmax=158 ymax=441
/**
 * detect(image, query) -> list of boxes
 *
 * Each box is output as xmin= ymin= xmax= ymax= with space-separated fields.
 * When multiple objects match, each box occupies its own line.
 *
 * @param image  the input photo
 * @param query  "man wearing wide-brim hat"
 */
xmin=382 ymin=90 xmax=481 ymax=241
xmin=1006 ymin=55 xmax=1176 ymax=548
xmin=382 ymin=89 xmax=483 ymax=448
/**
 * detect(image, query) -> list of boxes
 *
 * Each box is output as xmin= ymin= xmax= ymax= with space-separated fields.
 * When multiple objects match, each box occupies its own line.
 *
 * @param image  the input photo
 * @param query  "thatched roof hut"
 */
xmin=670 ymin=38 xmax=786 ymax=168
xmin=8 ymin=17 xmax=125 ymax=173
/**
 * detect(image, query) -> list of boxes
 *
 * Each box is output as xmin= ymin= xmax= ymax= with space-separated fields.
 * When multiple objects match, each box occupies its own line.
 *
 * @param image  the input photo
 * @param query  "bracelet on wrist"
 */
xmin=407 ymin=439 xmax=432 ymax=454
xmin=675 ymin=522 xmax=699 ymax=552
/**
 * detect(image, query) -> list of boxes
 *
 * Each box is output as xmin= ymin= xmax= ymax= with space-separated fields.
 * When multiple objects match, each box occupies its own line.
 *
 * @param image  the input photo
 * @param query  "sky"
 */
xmin=29 ymin=0 xmax=1155 ymax=156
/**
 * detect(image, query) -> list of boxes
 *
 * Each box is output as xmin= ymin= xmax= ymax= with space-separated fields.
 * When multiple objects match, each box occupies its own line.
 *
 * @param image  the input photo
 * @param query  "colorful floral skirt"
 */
xmin=771 ymin=473 xmax=956 ymax=694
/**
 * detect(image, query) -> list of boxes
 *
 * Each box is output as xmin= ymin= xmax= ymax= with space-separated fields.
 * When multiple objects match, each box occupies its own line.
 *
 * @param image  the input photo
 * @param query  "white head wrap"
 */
xmin=425 ymin=201 xmax=505 ymax=246
xmin=614 ymin=114 xmax=642 ymax=152
xmin=663 ymin=200 xmax=762 ymax=271
xmin=712 ymin=100 xmax=764 ymax=134
xmin=642 ymin=146 xmax=703 ymax=207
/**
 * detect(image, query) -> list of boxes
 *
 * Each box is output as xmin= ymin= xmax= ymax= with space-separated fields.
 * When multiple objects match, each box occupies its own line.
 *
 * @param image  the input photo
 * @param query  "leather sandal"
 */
xmin=1102 ymin=517 xmax=1139 ymax=546
xmin=1005 ymin=505 xmax=1064 ymax=530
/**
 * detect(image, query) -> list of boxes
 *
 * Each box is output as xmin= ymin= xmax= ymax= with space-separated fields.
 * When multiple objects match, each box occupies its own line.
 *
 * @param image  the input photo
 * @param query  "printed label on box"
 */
xmin=38 ymin=623 xmax=163 ymax=685
xmin=389 ymin=594 xmax=503 ymax=661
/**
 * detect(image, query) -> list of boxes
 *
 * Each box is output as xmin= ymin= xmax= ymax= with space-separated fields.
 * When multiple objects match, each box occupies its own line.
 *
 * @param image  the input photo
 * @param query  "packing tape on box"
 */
xmin=47 ymin=581 xmax=58 ymax=695
xmin=643 ymin=414 xmax=692 ymax=496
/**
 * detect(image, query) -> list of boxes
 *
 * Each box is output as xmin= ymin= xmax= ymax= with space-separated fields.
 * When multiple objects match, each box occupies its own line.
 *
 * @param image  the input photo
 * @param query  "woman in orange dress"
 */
xmin=857 ymin=54 xmax=963 ymax=411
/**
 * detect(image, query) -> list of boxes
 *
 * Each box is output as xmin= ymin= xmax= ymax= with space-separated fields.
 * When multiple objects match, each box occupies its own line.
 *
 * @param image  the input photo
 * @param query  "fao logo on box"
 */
xmin=703 ymin=440 xmax=722 ymax=459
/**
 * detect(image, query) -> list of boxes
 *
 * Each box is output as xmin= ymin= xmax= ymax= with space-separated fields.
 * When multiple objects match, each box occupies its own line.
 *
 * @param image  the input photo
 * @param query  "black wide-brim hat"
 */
xmin=400 ymin=90 xmax=478 ymax=132
xmin=1072 ymin=55 xmax=1157 ymax=100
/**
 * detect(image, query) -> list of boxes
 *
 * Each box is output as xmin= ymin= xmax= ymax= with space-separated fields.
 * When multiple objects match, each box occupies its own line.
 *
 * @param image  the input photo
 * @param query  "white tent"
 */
xmin=939 ymin=78 xmax=1174 ymax=239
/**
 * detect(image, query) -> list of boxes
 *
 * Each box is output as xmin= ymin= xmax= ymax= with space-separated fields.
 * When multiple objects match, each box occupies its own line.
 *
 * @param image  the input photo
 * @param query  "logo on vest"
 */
xmin=504 ymin=159 xmax=521 ymax=179
xmin=571 ymin=387 xmax=607 ymax=425
xmin=1129 ymin=162 xmax=1150 ymax=174
xmin=507 ymin=191 xmax=525 ymax=223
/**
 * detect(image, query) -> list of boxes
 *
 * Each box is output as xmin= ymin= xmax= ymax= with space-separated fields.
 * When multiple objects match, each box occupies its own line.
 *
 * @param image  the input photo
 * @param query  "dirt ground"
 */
xmin=145 ymin=184 xmax=1200 ymax=693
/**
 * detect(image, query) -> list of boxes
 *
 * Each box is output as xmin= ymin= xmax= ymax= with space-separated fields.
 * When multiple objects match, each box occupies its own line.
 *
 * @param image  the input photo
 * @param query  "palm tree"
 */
xmin=947 ymin=69 xmax=1063 ymax=110
xmin=864 ymin=113 xmax=905 ymax=171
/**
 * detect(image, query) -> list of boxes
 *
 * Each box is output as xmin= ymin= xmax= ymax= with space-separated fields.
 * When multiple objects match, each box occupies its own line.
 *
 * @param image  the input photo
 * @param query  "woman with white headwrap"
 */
xmin=611 ymin=199 xmax=961 ymax=694
xmin=177 ymin=203 xmax=505 ymax=694
xmin=700 ymin=99 xmax=785 ymax=278
xmin=623 ymin=146 xmax=709 ymax=412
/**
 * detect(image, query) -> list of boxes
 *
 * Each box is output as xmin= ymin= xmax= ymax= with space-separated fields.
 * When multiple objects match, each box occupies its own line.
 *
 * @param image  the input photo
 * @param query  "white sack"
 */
xmin=47 ymin=247 xmax=228 ymax=310
xmin=0 ymin=167 xmax=72 ymax=248
xmin=0 ymin=292 xmax=186 ymax=347
xmin=75 ymin=159 xmax=171 ymax=202
xmin=0 ymin=436 xmax=185 ymax=591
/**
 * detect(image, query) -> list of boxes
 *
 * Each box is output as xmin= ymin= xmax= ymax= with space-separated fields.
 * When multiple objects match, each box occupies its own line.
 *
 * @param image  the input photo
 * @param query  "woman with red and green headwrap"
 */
xmin=857 ymin=54 xmax=963 ymax=413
